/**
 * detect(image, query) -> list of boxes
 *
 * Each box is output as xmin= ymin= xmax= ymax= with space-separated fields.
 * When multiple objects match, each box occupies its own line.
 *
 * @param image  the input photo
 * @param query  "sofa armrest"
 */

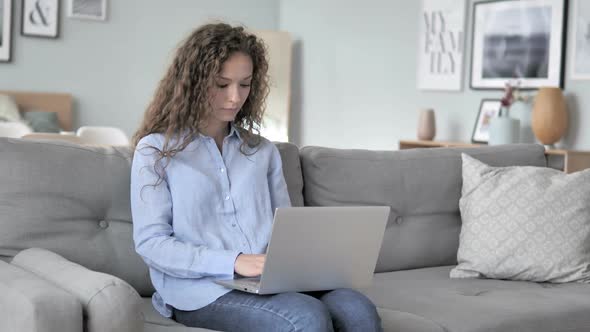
xmin=0 ymin=260 xmax=82 ymax=332
xmin=11 ymin=248 xmax=144 ymax=332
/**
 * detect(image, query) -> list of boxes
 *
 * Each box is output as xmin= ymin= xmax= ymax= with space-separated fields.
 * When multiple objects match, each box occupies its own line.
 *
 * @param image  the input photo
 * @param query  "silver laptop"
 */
xmin=215 ymin=206 xmax=390 ymax=294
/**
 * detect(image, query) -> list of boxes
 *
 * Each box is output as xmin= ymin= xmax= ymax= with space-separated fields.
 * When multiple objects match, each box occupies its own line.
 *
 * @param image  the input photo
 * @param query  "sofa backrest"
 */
xmin=299 ymin=144 xmax=547 ymax=273
xmin=0 ymin=138 xmax=303 ymax=297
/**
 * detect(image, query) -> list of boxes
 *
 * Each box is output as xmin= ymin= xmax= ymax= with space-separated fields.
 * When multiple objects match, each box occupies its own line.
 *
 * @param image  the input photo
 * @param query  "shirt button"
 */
xmin=232 ymin=224 xmax=236 ymax=227
xmin=224 ymin=195 xmax=230 ymax=201
xmin=220 ymin=168 xmax=225 ymax=173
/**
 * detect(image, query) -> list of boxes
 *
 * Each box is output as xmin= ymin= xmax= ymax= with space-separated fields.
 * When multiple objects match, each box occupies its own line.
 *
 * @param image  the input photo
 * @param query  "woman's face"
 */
xmin=208 ymin=52 xmax=253 ymax=125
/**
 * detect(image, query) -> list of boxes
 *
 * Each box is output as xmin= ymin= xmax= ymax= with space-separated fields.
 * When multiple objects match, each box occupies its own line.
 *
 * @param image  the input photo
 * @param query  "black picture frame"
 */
xmin=0 ymin=0 xmax=13 ymax=62
xmin=472 ymin=99 xmax=502 ymax=144
xmin=470 ymin=0 xmax=568 ymax=90
xmin=21 ymin=0 xmax=59 ymax=39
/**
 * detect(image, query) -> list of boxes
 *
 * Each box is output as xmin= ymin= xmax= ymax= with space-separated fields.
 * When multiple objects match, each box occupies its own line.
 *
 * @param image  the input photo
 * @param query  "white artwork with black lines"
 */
xmin=22 ymin=0 xmax=59 ymax=38
xmin=417 ymin=0 xmax=466 ymax=91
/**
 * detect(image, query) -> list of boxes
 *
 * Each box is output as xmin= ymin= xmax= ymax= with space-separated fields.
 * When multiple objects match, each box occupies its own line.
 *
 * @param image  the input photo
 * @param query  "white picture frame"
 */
xmin=570 ymin=0 xmax=590 ymax=80
xmin=68 ymin=0 xmax=107 ymax=21
xmin=21 ymin=0 xmax=59 ymax=38
xmin=470 ymin=0 xmax=567 ymax=90
xmin=0 ymin=0 xmax=12 ymax=62
xmin=417 ymin=0 xmax=467 ymax=91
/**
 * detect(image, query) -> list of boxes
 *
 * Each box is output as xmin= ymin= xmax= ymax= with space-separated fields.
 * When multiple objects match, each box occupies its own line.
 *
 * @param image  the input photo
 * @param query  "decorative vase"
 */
xmin=532 ymin=87 xmax=567 ymax=147
xmin=510 ymin=102 xmax=535 ymax=144
xmin=488 ymin=107 xmax=520 ymax=145
xmin=417 ymin=108 xmax=436 ymax=141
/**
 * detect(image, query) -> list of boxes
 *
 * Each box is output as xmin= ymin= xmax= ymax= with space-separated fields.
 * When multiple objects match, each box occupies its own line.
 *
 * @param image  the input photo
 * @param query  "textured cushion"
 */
xmin=23 ymin=111 xmax=61 ymax=133
xmin=300 ymin=144 xmax=547 ymax=272
xmin=12 ymin=248 xmax=143 ymax=332
xmin=0 ymin=94 xmax=21 ymax=122
xmin=0 ymin=260 xmax=82 ymax=332
xmin=362 ymin=266 xmax=590 ymax=332
xmin=451 ymin=154 xmax=590 ymax=282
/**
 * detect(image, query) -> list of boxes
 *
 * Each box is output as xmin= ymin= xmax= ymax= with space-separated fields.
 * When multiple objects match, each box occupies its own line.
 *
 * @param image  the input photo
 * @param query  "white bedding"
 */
xmin=0 ymin=121 xmax=33 ymax=138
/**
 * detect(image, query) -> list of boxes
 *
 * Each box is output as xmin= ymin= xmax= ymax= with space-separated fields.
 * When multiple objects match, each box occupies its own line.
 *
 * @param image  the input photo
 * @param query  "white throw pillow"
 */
xmin=451 ymin=153 xmax=590 ymax=283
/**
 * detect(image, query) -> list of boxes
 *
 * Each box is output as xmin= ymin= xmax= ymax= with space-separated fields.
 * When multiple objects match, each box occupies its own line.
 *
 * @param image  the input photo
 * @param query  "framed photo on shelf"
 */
xmin=68 ymin=0 xmax=107 ymax=21
xmin=472 ymin=99 xmax=502 ymax=144
xmin=571 ymin=0 xmax=590 ymax=79
xmin=0 ymin=0 xmax=13 ymax=62
xmin=21 ymin=0 xmax=59 ymax=38
xmin=470 ymin=0 xmax=568 ymax=90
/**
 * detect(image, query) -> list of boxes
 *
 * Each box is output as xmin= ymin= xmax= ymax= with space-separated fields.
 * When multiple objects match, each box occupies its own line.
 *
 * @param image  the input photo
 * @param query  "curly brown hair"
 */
xmin=132 ymin=22 xmax=270 ymax=182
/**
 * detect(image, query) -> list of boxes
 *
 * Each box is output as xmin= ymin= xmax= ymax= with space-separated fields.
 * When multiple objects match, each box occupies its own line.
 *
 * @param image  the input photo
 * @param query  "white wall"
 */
xmin=281 ymin=0 xmax=590 ymax=150
xmin=0 ymin=0 xmax=279 ymax=136
xmin=3 ymin=1 xmax=589 ymax=149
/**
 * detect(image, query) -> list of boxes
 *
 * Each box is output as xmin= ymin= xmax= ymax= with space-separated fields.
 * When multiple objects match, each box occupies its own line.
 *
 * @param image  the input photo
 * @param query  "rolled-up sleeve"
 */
xmin=267 ymin=144 xmax=292 ymax=212
xmin=131 ymin=135 xmax=240 ymax=279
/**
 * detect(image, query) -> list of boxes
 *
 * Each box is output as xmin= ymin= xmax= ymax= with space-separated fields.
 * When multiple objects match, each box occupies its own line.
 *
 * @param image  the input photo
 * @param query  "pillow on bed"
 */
xmin=23 ymin=111 xmax=61 ymax=133
xmin=0 ymin=94 xmax=22 ymax=122
xmin=0 ymin=121 xmax=33 ymax=138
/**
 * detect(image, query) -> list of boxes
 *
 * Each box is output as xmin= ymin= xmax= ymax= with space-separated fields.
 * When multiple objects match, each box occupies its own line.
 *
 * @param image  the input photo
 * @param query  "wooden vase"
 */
xmin=531 ymin=87 xmax=567 ymax=145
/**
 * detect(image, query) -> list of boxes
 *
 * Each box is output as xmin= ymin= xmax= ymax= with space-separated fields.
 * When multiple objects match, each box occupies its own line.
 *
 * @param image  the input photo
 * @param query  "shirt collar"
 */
xmin=228 ymin=122 xmax=243 ymax=142
xmin=193 ymin=122 xmax=243 ymax=142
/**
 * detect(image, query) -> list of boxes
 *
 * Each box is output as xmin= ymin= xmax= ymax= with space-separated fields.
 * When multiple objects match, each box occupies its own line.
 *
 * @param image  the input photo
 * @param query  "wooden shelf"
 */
xmin=398 ymin=140 xmax=590 ymax=174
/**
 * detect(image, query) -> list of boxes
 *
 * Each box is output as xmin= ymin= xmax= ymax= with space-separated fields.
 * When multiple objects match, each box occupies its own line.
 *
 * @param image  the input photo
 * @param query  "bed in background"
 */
xmin=0 ymin=90 xmax=73 ymax=132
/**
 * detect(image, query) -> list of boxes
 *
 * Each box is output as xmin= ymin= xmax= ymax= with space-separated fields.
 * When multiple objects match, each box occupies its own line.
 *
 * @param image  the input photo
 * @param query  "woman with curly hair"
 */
xmin=131 ymin=22 xmax=382 ymax=331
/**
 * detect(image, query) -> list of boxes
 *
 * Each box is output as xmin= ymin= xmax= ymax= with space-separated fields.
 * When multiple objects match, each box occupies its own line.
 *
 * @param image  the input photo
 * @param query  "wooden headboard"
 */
xmin=0 ymin=90 xmax=73 ymax=131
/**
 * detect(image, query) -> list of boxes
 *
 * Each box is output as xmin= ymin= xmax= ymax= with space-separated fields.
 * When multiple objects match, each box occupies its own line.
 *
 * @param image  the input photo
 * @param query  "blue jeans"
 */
xmin=173 ymin=288 xmax=382 ymax=332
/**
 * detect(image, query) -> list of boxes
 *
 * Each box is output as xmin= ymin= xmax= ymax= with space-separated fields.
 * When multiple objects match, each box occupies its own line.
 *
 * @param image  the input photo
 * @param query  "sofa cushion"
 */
xmin=362 ymin=266 xmax=590 ymax=332
xmin=0 ymin=138 xmax=154 ymax=295
xmin=299 ymin=144 xmax=547 ymax=272
xmin=0 ymin=260 xmax=82 ymax=332
xmin=452 ymin=154 xmax=590 ymax=282
xmin=12 ymin=248 xmax=143 ymax=332
xmin=275 ymin=142 xmax=304 ymax=206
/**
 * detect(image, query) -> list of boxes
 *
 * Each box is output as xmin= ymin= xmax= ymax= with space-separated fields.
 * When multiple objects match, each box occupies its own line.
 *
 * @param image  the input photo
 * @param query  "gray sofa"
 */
xmin=2 ymin=137 xmax=590 ymax=332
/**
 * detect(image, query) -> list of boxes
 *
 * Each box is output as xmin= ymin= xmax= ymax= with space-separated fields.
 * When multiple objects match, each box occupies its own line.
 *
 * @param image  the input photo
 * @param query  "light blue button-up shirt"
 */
xmin=130 ymin=125 xmax=291 ymax=317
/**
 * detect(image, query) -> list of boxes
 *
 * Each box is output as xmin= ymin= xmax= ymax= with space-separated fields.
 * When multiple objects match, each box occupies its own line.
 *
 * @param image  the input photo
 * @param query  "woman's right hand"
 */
xmin=234 ymin=254 xmax=266 ymax=277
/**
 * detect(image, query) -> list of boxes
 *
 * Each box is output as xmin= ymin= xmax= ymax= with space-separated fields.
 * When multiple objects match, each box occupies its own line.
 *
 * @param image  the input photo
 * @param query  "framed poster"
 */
xmin=417 ymin=0 xmax=466 ymax=91
xmin=21 ymin=0 xmax=59 ymax=38
xmin=68 ymin=0 xmax=107 ymax=21
xmin=0 ymin=0 xmax=12 ymax=61
xmin=571 ymin=0 xmax=590 ymax=79
xmin=470 ymin=0 xmax=568 ymax=89
xmin=472 ymin=99 xmax=502 ymax=143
